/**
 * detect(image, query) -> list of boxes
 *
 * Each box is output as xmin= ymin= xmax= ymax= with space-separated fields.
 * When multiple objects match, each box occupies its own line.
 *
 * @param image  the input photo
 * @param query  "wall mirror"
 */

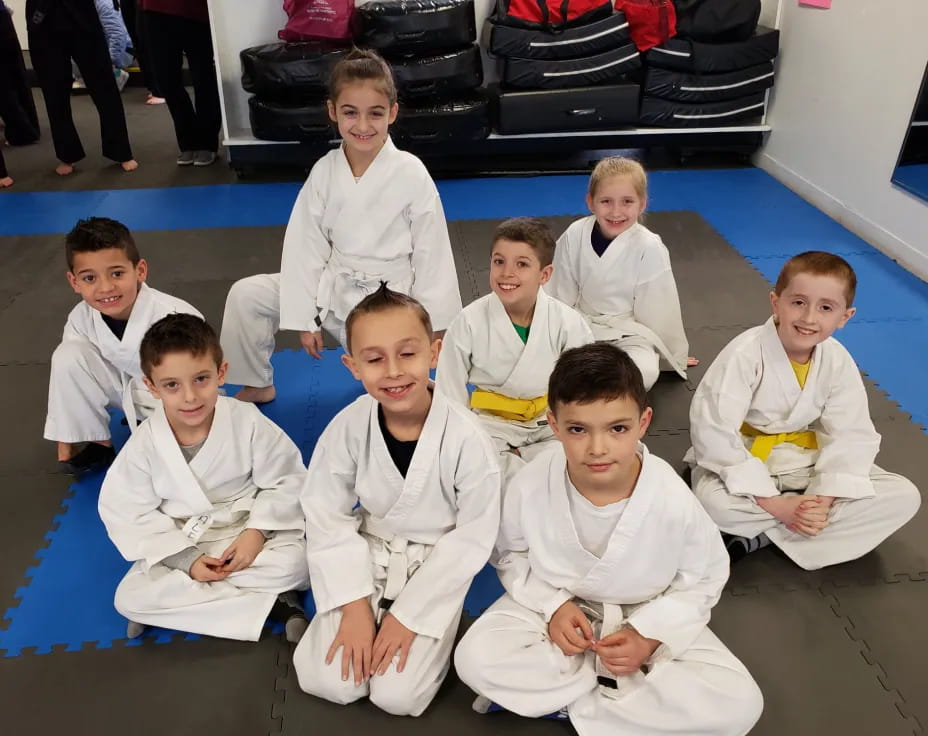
xmin=892 ymin=60 xmax=928 ymax=202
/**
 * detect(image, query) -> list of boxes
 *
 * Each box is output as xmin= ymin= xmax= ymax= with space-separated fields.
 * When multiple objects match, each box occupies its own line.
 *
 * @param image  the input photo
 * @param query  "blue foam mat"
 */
xmin=747 ymin=252 xmax=928 ymax=324
xmin=0 ymin=349 xmax=502 ymax=656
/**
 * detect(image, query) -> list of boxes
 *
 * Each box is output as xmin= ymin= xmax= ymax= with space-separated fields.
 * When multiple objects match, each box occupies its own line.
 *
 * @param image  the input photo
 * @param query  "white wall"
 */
xmin=757 ymin=0 xmax=928 ymax=279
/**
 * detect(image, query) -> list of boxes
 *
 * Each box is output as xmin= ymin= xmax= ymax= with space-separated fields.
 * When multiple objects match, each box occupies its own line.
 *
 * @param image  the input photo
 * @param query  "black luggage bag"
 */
xmin=492 ymin=82 xmax=640 ymax=134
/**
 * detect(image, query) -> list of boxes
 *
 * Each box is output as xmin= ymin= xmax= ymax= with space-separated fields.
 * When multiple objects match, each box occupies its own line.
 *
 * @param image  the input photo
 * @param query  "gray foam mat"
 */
xmin=710 ymin=589 xmax=916 ymax=735
xmin=137 ymin=226 xmax=286 ymax=284
xmin=826 ymin=580 xmax=928 ymax=729
xmin=0 ymin=635 xmax=286 ymax=735
xmin=0 ymin=363 xmax=60 ymax=475
xmin=0 ymin=473 xmax=72 ymax=622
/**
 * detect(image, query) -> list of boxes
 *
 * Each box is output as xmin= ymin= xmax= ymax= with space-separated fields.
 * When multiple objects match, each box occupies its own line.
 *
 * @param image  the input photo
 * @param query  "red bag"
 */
xmin=279 ymin=0 xmax=354 ymax=42
xmin=497 ymin=0 xmax=614 ymax=30
xmin=615 ymin=0 xmax=676 ymax=51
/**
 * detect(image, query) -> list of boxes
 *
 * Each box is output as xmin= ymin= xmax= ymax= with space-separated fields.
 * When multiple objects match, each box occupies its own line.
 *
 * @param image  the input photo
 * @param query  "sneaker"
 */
xmin=269 ymin=591 xmax=309 ymax=643
xmin=71 ymin=78 xmax=86 ymax=91
xmin=60 ymin=442 xmax=116 ymax=478
xmin=176 ymin=151 xmax=195 ymax=166
xmin=115 ymin=69 xmax=130 ymax=92
xmin=126 ymin=621 xmax=146 ymax=639
xmin=193 ymin=150 xmax=217 ymax=167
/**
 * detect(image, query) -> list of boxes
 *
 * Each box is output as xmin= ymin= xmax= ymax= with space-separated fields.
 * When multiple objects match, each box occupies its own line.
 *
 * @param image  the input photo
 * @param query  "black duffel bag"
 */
xmin=248 ymin=96 xmax=332 ymax=142
xmin=241 ymin=42 xmax=348 ymax=104
xmin=390 ymin=45 xmax=483 ymax=100
xmin=356 ymin=0 xmax=477 ymax=54
xmin=673 ymin=0 xmax=760 ymax=43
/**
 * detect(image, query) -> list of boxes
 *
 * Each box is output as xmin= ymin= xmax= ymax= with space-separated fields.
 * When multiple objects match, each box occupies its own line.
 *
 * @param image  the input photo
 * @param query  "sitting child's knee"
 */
xmin=369 ymin=676 xmax=424 ymax=717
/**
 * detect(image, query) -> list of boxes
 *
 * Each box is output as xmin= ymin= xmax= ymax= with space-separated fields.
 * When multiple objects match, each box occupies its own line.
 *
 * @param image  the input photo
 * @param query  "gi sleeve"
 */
xmin=545 ymin=225 xmax=581 ymax=308
xmin=247 ymin=408 xmax=308 ymax=532
xmin=301 ymin=421 xmax=374 ymax=615
xmin=98 ymin=439 xmax=200 ymax=570
xmin=689 ymin=348 xmax=779 ymax=498
xmin=808 ymin=351 xmax=880 ymax=499
xmin=493 ymin=477 xmax=572 ymax=622
xmin=633 ymin=240 xmax=689 ymax=370
xmin=433 ymin=313 xmax=476 ymax=408
xmin=390 ymin=428 xmax=501 ymax=639
xmin=408 ymin=178 xmax=462 ymax=332
xmin=279 ymin=170 xmax=332 ymax=332
xmin=627 ymin=503 xmax=729 ymax=657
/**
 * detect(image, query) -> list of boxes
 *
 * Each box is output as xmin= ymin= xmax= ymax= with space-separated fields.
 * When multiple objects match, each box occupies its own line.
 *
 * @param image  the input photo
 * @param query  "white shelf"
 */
xmin=224 ymin=125 xmax=771 ymax=147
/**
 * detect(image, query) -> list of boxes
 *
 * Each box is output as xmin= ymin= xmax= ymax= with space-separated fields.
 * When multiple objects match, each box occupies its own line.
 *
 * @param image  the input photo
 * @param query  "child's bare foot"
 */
xmin=55 ymin=162 xmax=74 ymax=176
xmin=234 ymin=385 xmax=276 ymax=404
xmin=121 ymin=159 xmax=139 ymax=172
xmin=0 ymin=176 xmax=12 ymax=188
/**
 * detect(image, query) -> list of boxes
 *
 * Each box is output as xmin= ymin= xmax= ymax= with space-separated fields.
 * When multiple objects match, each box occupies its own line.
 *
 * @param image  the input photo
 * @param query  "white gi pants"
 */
xmin=607 ymin=334 xmax=661 ymax=391
xmin=479 ymin=415 xmax=557 ymax=485
xmin=292 ymin=534 xmax=460 ymax=717
xmin=220 ymin=273 xmax=345 ymax=388
xmin=692 ymin=464 xmax=921 ymax=570
xmin=44 ymin=337 xmax=156 ymax=443
xmin=114 ymin=532 xmax=309 ymax=642
xmin=455 ymin=594 xmax=763 ymax=736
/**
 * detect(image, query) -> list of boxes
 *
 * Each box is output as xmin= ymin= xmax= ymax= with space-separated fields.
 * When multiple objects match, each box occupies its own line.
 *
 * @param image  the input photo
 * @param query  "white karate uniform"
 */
xmin=434 ymin=287 xmax=593 ymax=480
xmin=455 ymin=444 xmax=763 ymax=736
xmin=685 ymin=318 xmax=921 ymax=570
xmin=293 ymin=390 xmax=500 ymax=717
xmin=98 ymin=397 xmax=310 ymax=641
xmin=221 ymin=138 xmax=462 ymax=387
xmin=546 ymin=217 xmax=688 ymax=390
xmin=44 ymin=284 xmax=201 ymax=443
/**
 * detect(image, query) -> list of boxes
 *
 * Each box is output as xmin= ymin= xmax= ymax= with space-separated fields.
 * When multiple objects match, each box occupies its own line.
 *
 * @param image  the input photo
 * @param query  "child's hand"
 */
xmin=371 ymin=613 xmax=416 ymax=676
xmin=300 ymin=330 xmax=324 ymax=360
xmin=220 ymin=528 xmax=266 ymax=573
xmin=189 ymin=555 xmax=230 ymax=582
xmin=756 ymin=494 xmax=806 ymax=527
xmin=593 ymin=628 xmax=660 ymax=676
xmin=327 ymin=598 xmax=376 ymax=685
xmin=547 ymin=600 xmax=594 ymax=656
xmin=789 ymin=496 xmax=833 ymax=536
xmin=687 ymin=356 xmax=699 ymax=367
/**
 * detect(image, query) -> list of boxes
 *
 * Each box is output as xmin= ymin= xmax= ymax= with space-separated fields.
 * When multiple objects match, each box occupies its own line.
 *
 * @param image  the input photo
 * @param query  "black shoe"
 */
xmin=60 ymin=442 xmax=115 ymax=478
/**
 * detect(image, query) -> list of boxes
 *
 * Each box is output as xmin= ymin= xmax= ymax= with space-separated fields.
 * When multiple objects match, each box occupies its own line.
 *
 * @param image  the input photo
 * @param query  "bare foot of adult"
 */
xmin=0 ymin=176 xmax=12 ymax=188
xmin=121 ymin=159 xmax=139 ymax=172
xmin=145 ymin=94 xmax=165 ymax=105
xmin=234 ymin=385 xmax=276 ymax=404
xmin=55 ymin=162 xmax=74 ymax=176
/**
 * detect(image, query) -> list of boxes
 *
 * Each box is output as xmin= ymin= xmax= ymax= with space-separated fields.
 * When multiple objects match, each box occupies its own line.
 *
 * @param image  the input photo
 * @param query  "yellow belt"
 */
xmin=470 ymin=389 xmax=548 ymax=422
xmin=740 ymin=423 xmax=817 ymax=462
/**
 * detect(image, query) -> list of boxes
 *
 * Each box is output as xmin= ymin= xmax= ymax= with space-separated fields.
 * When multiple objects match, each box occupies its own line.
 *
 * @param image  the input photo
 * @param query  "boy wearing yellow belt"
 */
xmin=685 ymin=251 xmax=920 ymax=568
xmin=435 ymin=217 xmax=593 ymax=482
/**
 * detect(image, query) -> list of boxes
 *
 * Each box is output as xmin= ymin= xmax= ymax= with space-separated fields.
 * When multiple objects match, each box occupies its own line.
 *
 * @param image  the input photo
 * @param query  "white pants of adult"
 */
xmin=692 ymin=464 xmax=921 ymax=570
xmin=44 ymin=337 xmax=156 ymax=443
xmin=455 ymin=594 xmax=763 ymax=736
xmin=292 ymin=535 xmax=460 ymax=717
xmin=605 ymin=334 xmax=661 ymax=391
xmin=114 ymin=532 xmax=309 ymax=641
xmin=220 ymin=273 xmax=345 ymax=388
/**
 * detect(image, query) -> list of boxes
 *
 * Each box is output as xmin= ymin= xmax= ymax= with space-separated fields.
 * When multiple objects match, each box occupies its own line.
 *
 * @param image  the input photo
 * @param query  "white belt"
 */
xmin=317 ymin=248 xmax=413 ymax=324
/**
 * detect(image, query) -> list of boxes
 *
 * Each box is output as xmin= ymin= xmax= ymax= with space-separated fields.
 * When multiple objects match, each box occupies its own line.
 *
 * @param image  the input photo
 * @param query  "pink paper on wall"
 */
xmin=799 ymin=0 xmax=831 ymax=8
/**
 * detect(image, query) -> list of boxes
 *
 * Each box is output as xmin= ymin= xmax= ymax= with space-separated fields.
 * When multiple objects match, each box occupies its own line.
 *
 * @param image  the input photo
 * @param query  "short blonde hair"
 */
xmin=588 ymin=156 xmax=648 ymax=201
